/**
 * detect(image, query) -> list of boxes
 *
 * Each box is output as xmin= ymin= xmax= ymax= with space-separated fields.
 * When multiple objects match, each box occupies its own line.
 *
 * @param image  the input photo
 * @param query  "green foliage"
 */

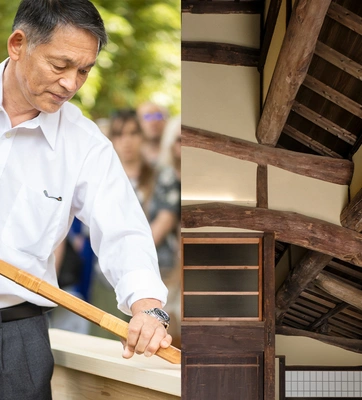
xmin=0 ymin=0 xmax=180 ymax=119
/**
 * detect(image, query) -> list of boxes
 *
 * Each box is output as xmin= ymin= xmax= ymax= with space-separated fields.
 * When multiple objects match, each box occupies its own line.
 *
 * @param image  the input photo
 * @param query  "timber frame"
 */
xmin=182 ymin=0 xmax=362 ymax=353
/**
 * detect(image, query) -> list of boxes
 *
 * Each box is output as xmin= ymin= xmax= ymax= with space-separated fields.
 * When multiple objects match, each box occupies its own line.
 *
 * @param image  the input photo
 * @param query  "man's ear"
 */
xmin=7 ymin=30 xmax=27 ymax=61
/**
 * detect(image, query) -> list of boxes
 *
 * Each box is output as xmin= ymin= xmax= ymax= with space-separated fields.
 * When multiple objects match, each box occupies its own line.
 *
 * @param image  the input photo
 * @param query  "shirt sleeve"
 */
xmin=73 ymin=139 xmax=168 ymax=315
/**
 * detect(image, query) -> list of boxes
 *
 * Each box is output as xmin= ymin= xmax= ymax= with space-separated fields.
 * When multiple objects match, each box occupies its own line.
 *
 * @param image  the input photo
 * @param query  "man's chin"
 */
xmin=37 ymin=102 xmax=64 ymax=114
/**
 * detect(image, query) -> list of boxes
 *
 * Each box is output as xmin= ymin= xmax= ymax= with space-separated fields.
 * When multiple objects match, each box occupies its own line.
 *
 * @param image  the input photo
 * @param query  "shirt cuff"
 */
xmin=114 ymin=269 xmax=168 ymax=315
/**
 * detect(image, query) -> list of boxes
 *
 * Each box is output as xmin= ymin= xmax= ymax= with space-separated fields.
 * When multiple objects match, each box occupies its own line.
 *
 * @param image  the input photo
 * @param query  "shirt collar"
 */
xmin=0 ymin=58 xmax=60 ymax=151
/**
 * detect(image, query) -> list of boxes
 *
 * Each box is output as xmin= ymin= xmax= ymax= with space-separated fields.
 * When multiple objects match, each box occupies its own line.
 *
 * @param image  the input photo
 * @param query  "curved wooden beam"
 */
xmin=182 ymin=125 xmax=353 ymax=185
xmin=181 ymin=202 xmax=362 ymax=267
xmin=276 ymin=325 xmax=362 ymax=353
xmin=256 ymin=0 xmax=332 ymax=146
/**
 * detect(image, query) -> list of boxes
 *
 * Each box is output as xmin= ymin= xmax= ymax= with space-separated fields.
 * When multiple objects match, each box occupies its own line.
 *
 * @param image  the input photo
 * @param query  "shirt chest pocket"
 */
xmin=1 ymin=185 xmax=64 ymax=260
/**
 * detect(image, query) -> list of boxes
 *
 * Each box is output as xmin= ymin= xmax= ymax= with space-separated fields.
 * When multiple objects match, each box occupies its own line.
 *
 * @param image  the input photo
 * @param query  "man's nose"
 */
xmin=59 ymin=70 xmax=78 ymax=92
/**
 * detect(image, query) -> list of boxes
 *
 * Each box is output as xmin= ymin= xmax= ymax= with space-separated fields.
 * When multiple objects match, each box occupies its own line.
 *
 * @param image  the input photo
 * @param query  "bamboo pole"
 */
xmin=0 ymin=259 xmax=181 ymax=364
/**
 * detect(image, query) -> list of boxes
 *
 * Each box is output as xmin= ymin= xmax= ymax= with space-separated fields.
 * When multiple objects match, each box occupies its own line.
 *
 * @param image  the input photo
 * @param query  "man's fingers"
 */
xmin=122 ymin=313 xmax=172 ymax=359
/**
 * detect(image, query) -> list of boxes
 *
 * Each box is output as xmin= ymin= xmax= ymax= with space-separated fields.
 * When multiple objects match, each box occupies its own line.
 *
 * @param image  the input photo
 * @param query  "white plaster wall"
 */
xmin=182 ymin=14 xmax=260 ymax=48
xmin=181 ymin=62 xmax=260 ymax=141
xmin=182 ymin=147 xmax=257 ymax=203
xmin=276 ymin=335 xmax=362 ymax=366
xmin=268 ymin=166 xmax=348 ymax=225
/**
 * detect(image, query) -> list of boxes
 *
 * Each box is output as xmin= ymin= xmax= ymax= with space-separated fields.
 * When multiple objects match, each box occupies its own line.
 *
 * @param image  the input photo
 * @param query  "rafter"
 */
xmin=275 ymin=250 xmax=333 ymax=320
xmin=282 ymin=124 xmax=342 ymax=158
xmin=308 ymin=302 xmax=348 ymax=331
xmin=314 ymin=41 xmax=362 ymax=81
xmin=315 ymin=271 xmax=362 ymax=311
xmin=256 ymin=0 xmax=332 ymax=146
xmin=303 ymin=74 xmax=362 ymax=119
xmin=291 ymin=101 xmax=357 ymax=145
xmin=327 ymin=2 xmax=362 ymax=36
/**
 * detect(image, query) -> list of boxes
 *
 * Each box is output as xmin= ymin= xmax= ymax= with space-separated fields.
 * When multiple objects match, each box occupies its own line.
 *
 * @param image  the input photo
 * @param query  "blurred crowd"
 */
xmin=50 ymin=101 xmax=181 ymax=348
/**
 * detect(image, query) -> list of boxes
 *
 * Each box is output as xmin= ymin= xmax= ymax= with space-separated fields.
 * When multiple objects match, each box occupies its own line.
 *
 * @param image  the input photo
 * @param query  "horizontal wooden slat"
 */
xmin=282 ymin=124 xmax=342 ymax=158
xmin=327 ymin=2 xmax=362 ymax=35
xmin=182 ymin=41 xmax=259 ymax=66
xmin=303 ymin=74 xmax=362 ymax=119
xmin=181 ymin=0 xmax=263 ymax=14
xmin=315 ymin=40 xmax=362 ymax=81
xmin=291 ymin=101 xmax=356 ymax=145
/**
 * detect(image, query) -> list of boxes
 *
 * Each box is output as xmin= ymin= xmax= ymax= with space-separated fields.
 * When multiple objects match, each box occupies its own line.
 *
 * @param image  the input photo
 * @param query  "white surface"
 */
xmin=49 ymin=329 xmax=181 ymax=397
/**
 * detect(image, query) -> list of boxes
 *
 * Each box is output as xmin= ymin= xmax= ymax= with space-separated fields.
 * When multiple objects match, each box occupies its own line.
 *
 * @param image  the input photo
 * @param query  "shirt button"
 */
xmin=5 ymin=132 xmax=11 ymax=138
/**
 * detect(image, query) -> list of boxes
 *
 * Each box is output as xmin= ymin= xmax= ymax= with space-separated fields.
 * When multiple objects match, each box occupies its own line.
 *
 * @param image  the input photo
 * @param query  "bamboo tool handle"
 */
xmin=0 ymin=259 xmax=181 ymax=364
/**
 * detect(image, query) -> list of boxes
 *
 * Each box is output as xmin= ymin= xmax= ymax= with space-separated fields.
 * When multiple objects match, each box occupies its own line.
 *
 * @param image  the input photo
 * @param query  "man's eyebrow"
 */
xmin=50 ymin=56 xmax=96 ymax=69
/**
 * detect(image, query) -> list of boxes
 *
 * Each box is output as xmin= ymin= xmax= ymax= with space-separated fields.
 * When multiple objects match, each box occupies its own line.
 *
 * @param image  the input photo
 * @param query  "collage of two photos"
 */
xmin=1 ymin=0 xmax=362 ymax=399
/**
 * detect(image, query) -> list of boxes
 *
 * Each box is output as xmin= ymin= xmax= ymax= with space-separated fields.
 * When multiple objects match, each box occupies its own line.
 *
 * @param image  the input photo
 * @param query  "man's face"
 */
xmin=13 ymin=25 xmax=98 ymax=114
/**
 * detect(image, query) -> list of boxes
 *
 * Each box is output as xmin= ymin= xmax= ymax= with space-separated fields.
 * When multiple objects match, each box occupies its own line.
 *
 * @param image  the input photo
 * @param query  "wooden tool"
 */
xmin=0 ymin=259 xmax=181 ymax=364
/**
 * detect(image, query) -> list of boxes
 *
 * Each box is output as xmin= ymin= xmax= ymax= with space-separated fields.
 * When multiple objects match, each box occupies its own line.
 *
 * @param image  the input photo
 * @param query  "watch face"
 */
xmin=154 ymin=308 xmax=170 ymax=322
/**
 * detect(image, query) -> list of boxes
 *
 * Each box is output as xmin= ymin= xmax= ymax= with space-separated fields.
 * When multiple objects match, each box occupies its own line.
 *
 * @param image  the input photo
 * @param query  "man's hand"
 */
xmin=122 ymin=299 xmax=172 ymax=359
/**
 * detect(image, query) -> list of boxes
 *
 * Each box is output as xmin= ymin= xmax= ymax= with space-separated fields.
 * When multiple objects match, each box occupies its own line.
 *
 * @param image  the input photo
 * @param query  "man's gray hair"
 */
xmin=13 ymin=0 xmax=107 ymax=53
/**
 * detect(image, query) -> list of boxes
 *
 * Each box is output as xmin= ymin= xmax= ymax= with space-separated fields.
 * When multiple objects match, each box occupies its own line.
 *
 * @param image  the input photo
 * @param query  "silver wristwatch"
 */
xmin=143 ymin=307 xmax=170 ymax=329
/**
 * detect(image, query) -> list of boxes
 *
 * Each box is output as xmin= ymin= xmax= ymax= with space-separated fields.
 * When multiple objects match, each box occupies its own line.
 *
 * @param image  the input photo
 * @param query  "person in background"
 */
xmin=137 ymin=101 xmax=168 ymax=166
xmin=109 ymin=109 xmax=155 ymax=208
xmin=150 ymin=115 xmax=181 ymax=280
xmin=0 ymin=1 xmax=172 ymax=398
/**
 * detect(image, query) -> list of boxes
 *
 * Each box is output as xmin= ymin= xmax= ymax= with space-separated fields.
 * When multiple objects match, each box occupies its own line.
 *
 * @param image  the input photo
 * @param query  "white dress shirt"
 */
xmin=0 ymin=59 xmax=168 ymax=313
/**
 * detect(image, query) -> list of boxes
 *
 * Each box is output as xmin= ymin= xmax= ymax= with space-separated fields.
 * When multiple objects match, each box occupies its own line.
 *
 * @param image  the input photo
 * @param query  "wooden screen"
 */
xmin=181 ymin=233 xmax=275 ymax=400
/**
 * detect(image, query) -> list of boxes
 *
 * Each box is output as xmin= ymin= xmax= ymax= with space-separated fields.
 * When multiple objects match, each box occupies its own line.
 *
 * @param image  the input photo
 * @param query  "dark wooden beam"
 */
xmin=297 ymin=298 xmax=328 ymax=314
xmin=256 ymin=0 xmax=331 ymax=146
xmin=327 ymin=2 xmax=362 ymax=36
xmin=263 ymin=233 xmax=275 ymax=400
xmin=182 ymin=125 xmax=354 ymax=185
xmin=282 ymin=124 xmax=342 ymax=158
xmin=181 ymin=41 xmax=259 ymax=66
xmin=315 ymin=271 xmax=362 ymax=311
xmin=276 ymin=325 xmax=362 ymax=353
xmin=328 ymin=260 xmax=362 ymax=281
xmin=341 ymin=187 xmax=362 ymax=232
xmin=334 ymin=312 xmax=362 ymax=331
xmin=328 ymin=318 xmax=362 ymax=338
xmin=275 ymin=250 xmax=333 ymax=320
xmin=303 ymin=74 xmax=362 ymax=120
xmin=257 ymin=165 xmax=268 ymax=208
xmin=181 ymin=0 xmax=263 ymax=14
xmin=291 ymin=101 xmax=357 ymax=145
xmin=181 ymin=202 xmax=362 ymax=267
xmin=258 ymin=0 xmax=283 ymax=72
xmin=308 ymin=302 xmax=348 ymax=331
xmin=315 ymin=41 xmax=362 ymax=82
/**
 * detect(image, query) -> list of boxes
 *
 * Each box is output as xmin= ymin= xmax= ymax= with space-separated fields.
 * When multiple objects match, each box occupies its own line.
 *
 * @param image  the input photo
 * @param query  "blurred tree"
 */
xmin=0 ymin=0 xmax=180 ymax=119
